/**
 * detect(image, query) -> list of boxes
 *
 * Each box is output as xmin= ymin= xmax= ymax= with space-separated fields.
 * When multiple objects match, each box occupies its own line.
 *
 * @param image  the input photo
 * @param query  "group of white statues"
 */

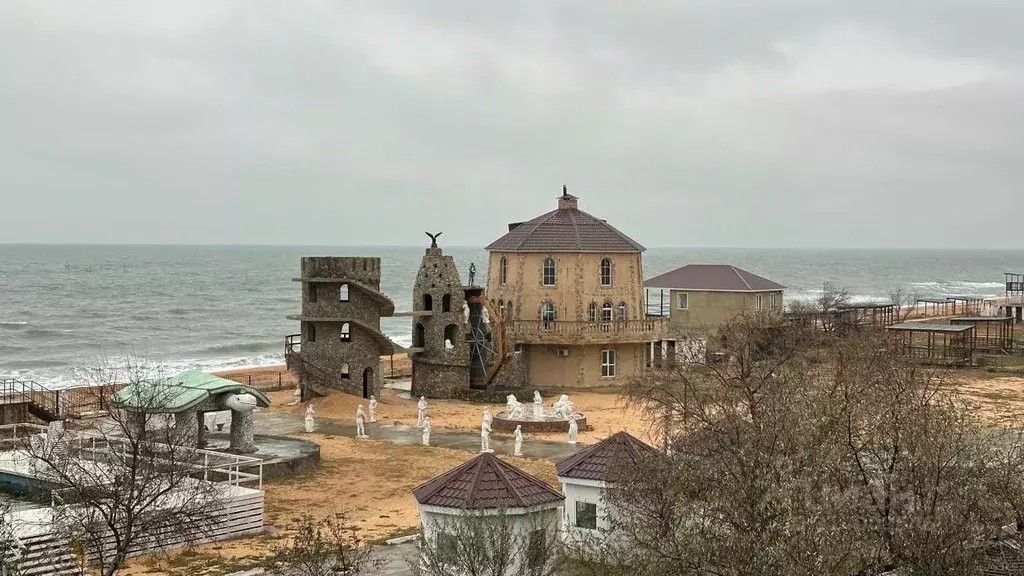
xmin=300 ymin=389 xmax=579 ymax=450
xmin=303 ymin=394 xmax=377 ymax=436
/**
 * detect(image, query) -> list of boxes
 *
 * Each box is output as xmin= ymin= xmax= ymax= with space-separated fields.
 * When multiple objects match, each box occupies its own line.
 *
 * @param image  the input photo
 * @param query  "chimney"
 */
xmin=557 ymin=184 xmax=578 ymax=210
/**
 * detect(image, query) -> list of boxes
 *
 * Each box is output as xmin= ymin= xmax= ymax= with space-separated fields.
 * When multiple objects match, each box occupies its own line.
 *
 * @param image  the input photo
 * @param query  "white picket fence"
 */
xmin=4 ymin=485 xmax=264 ymax=575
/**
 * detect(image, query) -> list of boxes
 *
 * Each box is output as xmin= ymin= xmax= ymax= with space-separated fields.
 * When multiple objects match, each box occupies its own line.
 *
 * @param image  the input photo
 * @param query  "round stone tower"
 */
xmin=287 ymin=256 xmax=396 ymax=399
xmin=410 ymin=242 xmax=471 ymax=398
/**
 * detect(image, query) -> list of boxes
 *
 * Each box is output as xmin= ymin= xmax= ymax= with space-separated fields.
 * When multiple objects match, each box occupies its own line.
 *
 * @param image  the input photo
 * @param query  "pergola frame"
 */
xmin=949 ymin=316 xmax=1014 ymax=353
xmin=888 ymin=323 xmax=975 ymax=366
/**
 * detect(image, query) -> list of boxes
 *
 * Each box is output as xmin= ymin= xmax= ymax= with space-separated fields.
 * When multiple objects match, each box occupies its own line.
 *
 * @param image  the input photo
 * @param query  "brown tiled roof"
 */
xmin=485 ymin=194 xmax=645 ymax=253
xmin=644 ymin=264 xmax=786 ymax=292
xmin=555 ymin=431 xmax=657 ymax=481
xmin=413 ymin=453 xmax=564 ymax=510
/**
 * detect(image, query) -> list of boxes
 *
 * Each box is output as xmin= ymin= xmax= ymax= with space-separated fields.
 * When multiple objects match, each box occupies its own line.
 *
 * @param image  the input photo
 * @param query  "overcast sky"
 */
xmin=1 ymin=1 xmax=1021 ymax=248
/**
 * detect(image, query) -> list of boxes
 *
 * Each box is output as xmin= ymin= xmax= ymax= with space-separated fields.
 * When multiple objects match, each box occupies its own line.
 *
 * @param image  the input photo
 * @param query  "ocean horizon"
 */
xmin=1 ymin=244 xmax=1021 ymax=387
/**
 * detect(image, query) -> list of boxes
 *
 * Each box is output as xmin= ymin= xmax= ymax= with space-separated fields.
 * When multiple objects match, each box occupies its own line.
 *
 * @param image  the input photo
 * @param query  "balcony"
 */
xmin=505 ymin=318 xmax=668 ymax=345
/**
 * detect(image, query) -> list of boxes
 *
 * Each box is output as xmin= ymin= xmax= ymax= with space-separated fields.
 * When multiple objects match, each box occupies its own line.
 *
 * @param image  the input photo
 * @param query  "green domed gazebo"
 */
xmin=113 ymin=370 xmax=271 ymax=453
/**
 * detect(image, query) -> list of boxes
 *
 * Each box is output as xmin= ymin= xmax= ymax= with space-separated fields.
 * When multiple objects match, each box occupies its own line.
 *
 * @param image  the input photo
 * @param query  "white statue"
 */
xmin=422 ymin=417 xmax=431 ymax=446
xmin=513 ymin=425 xmax=523 ymax=456
xmin=553 ymin=394 xmax=575 ymax=419
xmin=506 ymin=394 xmax=525 ymax=419
xmin=567 ymin=415 xmax=578 ymax=444
xmin=356 ymin=405 xmax=368 ymax=439
xmin=288 ymin=385 xmax=301 ymax=406
xmin=480 ymin=418 xmax=493 ymax=453
xmin=304 ymin=405 xmax=316 ymax=433
xmin=532 ymin=391 xmax=543 ymax=417
xmin=482 ymin=407 xmax=492 ymax=427
xmin=369 ymin=395 xmax=377 ymax=423
xmin=417 ymin=396 xmax=427 ymax=428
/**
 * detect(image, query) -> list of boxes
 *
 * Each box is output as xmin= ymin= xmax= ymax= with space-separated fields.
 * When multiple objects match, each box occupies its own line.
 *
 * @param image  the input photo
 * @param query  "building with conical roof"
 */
xmin=555 ymin=431 xmax=656 ymax=542
xmin=413 ymin=452 xmax=564 ymax=573
xmin=485 ymin=187 xmax=667 ymax=389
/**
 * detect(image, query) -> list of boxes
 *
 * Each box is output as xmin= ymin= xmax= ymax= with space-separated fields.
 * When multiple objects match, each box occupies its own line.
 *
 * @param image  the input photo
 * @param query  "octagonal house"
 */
xmin=413 ymin=452 xmax=564 ymax=573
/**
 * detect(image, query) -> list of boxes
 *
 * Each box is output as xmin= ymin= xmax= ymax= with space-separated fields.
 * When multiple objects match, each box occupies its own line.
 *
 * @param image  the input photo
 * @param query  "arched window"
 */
xmin=339 ymin=283 xmax=349 ymax=302
xmin=444 ymin=324 xmax=458 ymax=349
xmin=542 ymin=258 xmax=556 ymax=286
xmin=600 ymin=258 xmax=612 ymax=286
xmin=499 ymin=256 xmax=508 ymax=285
xmin=340 ymin=322 xmax=351 ymax=342
xmin=423 ymin=293 xmax=433 ymax=311
xmin=618 ymin=301 xmax=628 ymax=321
xmin=413 ymin=323 xmax=425 ymax=348
xmin=498 ymin=299 xmax=505 ymax=318
xmin=602 ymin=301 xmax=613 ymax=323
xmin=307 ymin=322 xmax=316 ymax=342
xmin=540 ymin=302 xmax=556 ymax=329
xmin=588 ymin=302 xmax=598 ymax=322
xmin=340 ymin=363 xmax=350 ymax=379
xmin=442 ymin=294 xmax=451 ymax=313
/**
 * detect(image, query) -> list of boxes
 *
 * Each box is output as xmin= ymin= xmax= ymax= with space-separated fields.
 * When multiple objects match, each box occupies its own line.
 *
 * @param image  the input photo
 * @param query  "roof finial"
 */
xmin=562 ymin=184 xmax=568 ymax=197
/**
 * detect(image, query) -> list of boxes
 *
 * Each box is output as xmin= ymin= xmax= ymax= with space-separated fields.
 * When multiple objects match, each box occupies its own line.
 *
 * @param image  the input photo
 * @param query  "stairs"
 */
xmin=283 ymin=337 xmax=333 ymax=398
xmin=481 ymin=298 xmax=508 ymax=386
xmin=3 ymin=532 xmax=81 ymax=576
xmin=0 ymin=379 xmax=62 ymax=423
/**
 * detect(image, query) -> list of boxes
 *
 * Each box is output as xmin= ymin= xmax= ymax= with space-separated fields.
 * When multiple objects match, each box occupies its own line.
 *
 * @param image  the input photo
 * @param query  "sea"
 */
xmin=1 ymin=244 xmax=1020 ymax=387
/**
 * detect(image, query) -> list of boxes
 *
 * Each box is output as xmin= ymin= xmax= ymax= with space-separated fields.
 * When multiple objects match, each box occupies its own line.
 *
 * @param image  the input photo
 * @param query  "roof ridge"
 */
xmin=730 ymin=265 xmax=754 ymax=291
xmin=514 ymin=209 xmax=560 ymax=251
xmin=567 ymin=209 xmax=582 ymax=251
xmin=488 ymin=455 xmax=526 ymax=507
xmin=466 ymin=454 xmax=490 ymax=508
xmin=413 ymin=458 xmax=475 ymax=504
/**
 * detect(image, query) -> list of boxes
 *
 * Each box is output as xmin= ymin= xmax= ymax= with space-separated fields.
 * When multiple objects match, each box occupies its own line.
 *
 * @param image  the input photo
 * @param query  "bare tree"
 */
xmin=411 ymin=512 xmax=561 ymax=576
xmin=889 ymin=287 xmax=920 ymax=322
xmin=268 ymin=511 xmax=382 ymax=576
xmin=0 ymin=500 xmax=23 ymax=576
xmin=22 ymin=352 xmax=226 ymax=576
xmin=613 ymin=315 xmax=1024 ymax=576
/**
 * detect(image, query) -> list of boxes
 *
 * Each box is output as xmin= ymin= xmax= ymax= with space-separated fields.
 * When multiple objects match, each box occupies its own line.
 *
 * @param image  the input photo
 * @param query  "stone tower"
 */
xmin=287 ymin=257 xmax=396 ymax=399
xmin=410 ymin=241 xmax=471 ymax=398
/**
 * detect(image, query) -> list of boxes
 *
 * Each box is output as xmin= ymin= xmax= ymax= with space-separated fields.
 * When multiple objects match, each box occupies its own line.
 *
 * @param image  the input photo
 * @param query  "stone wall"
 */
xmin=410 ymin=247 xmax=471 ymax=398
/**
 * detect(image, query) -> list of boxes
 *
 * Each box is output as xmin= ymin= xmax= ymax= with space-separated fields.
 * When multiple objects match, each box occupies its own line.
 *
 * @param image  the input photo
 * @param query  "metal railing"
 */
xmin=0 ymin=378 xmax=60 ymax=419
xmin=506 ymin=318 xmax=667 ymax=340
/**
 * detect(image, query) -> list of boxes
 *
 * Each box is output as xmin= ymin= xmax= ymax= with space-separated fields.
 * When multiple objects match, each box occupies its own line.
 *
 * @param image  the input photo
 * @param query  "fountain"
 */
xmin=491 ymin=392 xmax=588 ymax=433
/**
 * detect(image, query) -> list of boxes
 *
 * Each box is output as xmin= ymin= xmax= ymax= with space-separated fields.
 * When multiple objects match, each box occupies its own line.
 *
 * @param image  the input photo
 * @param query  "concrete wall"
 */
xmin=486 ymin=252 xmax=645 ymax=324
xmin=419 ymin=505 xmax=562 ymax=575
xmin=667 ymin=289 xmax=784 ymax=331
xmin=560 ymin=480 xmax=612 ymax=541
xmin=527 ymin=343 xmax=643 ymax=389
xmin=297 ymin=256 xmax=387 ymax=398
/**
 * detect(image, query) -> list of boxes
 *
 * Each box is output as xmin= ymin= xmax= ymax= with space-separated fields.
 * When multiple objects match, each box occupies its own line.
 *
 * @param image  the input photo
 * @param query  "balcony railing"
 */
xmin=506 ymin=318 xmax=667 ymax=343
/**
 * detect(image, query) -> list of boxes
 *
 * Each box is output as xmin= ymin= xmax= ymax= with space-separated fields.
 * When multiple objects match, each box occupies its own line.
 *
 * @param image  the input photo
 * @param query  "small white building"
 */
xmin=556 ymin=431 xmax=655 ymax=543
xmin=412 ymin=452 xmax=564 ymax=575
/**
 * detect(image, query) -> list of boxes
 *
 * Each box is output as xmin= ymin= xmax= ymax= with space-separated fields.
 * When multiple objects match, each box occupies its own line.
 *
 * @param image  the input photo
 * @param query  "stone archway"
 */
xmin=362 ymin=367 xmax=373 ymax=399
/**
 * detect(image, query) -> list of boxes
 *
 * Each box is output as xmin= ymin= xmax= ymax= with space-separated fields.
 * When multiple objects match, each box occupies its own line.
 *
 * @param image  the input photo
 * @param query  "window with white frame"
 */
xmin=340 ymin=322 xmax=351 ymax=342
xmin=542 ymin=257 xmax=556 ymax=286
xmin=575 ymin=501 xmax=598 ymax=529
xmin=756 ymin=294 xmax=763 ymax=311
xmin=588 ymin=302 xmax=597 ymax=322
xmin=499 ymin=256 xmax=508 ymax=285
xmin=602 ymin=301 xmax=613 ymax=322
xmin=541 ymin=302 xmax=556 ymax=324
xmin=618 ymin=301 xmax=627 ymax=321
xmin=599 ymin=258 xmax=612 ymax=286
xmin=677 ymin=292 xmax=688 ymax=310
xmin=601 ymin=349 xmax=616 ymax=377
xmin=339 ymin=283 xmax=349 ymax=302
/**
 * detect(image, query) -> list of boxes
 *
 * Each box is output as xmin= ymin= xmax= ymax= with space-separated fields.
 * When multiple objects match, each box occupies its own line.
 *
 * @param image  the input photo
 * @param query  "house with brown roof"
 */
xmin=413 ymin=452 xmax=564 ymax=573
xmin=555 ymin=431 xmax=656 ymax=542
xmin=644 ymin=264 xmax=786 ymax=336
xmin=486 ymin=187 xmax=667 ymax=390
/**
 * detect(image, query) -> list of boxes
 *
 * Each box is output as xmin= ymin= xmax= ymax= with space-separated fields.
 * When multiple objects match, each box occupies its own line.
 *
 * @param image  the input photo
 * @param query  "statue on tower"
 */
xmin=425 ymin=231 xmax=442 ymax=248
xmin=468 ymin=263 xmax=477 ymax=286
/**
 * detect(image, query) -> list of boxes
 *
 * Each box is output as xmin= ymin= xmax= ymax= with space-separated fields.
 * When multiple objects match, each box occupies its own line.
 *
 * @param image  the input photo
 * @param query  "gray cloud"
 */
xmin=1 ymin=0 xmax=1021 ymax=247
